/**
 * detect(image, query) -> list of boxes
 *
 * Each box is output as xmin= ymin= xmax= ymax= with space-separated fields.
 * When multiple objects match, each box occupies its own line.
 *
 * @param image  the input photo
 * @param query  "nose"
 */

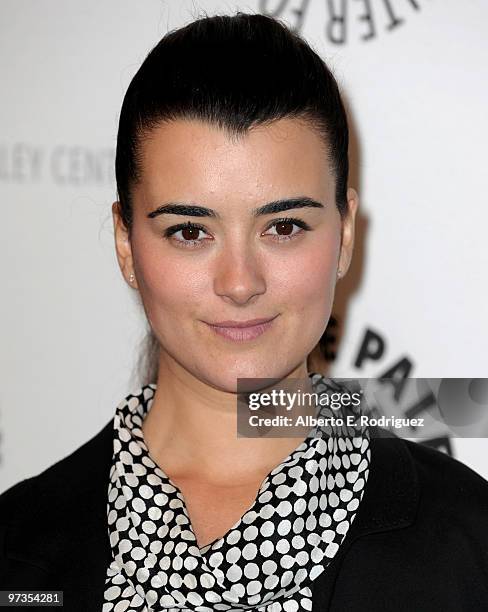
xmin=213 ymin=245 xmax=266 ymax=306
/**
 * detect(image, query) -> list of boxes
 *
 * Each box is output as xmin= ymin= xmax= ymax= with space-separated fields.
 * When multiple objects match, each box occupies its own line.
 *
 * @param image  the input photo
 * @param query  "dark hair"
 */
xmin=115 ymin=12 xmax=350 ymax=386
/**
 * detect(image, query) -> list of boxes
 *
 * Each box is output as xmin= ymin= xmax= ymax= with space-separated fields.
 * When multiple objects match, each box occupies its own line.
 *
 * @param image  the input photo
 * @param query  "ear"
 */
xmin=337 ymin=187 xmax=359 ymax=279
xmin=112 ymin=201 xmax=138 ymax=289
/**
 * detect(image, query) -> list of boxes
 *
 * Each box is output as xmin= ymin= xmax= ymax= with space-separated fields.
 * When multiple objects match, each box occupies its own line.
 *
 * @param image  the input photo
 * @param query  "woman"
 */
xmin=1 ymin=12 xmax=487 ymax=612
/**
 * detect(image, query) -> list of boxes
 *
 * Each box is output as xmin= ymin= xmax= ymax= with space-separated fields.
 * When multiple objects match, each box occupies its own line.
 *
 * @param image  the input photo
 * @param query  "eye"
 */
xmin=262 ymin=217 xmax=311 ymax=241
xmin=163 ymin=221 xmax=212 ymax=248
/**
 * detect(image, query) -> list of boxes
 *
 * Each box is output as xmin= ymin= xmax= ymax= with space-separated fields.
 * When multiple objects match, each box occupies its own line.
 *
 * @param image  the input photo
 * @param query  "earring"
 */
xmin=337 ymin=269 xmax=342 ymax=279
xmin=129 ymin=273 xmax=135 ymax=284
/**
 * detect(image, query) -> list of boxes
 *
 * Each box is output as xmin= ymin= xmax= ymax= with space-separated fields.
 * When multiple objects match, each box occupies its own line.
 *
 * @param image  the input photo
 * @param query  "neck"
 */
xmin=141 ymin=353 xmax=313 ymax=487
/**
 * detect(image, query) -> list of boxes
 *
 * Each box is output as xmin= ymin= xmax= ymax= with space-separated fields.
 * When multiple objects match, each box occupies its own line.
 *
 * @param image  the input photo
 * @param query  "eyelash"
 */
xmin=163 ymin=217 xmax=312 ymax=248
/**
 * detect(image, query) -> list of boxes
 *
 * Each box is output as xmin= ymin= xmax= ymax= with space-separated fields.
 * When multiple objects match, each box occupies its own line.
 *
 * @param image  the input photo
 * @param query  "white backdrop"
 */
xmin=1 ymin=0 xmax=487 ymax=492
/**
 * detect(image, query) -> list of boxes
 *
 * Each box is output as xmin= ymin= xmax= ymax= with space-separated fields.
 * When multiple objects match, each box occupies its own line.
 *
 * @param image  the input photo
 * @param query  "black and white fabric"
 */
xmin=103 ymin=373 xmax=371 ymax=612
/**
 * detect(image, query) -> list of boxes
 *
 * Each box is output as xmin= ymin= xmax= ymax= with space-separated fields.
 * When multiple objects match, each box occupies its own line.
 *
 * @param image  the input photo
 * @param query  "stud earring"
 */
xmin=129 ymin=273 xmax=135 ymax=284
xmin=337 ymin=269 xmax=342 ymax=279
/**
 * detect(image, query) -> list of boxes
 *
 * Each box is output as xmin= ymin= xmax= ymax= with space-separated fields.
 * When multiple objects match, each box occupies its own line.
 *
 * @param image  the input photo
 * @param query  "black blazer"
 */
xmin=1 ymin=420 xmax=488 ymax=611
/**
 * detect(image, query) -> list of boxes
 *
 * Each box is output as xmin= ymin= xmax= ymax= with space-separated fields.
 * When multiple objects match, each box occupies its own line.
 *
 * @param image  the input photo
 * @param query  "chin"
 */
xmin=200 ymin=359 xmax=298 ymax=394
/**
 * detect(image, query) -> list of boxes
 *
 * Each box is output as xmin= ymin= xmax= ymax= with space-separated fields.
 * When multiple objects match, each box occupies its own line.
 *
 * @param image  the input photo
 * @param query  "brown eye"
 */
xmin=163 ymin=222 xmax=211 ymax=248
xmin=274 ymin=221 xmax=294 ymax=236
xmin=181 ymin=226 xmax=201 ymax=241
xmin=263 ymin=217 xmax=310 ymax=241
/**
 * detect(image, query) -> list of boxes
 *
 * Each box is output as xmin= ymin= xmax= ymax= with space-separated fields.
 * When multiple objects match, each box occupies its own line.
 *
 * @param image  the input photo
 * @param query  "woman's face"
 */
xmin=113 ymin=117 xmax=357 ymax=392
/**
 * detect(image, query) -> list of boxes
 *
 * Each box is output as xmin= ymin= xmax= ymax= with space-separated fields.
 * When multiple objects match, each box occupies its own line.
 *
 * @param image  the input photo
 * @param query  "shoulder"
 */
xmin=370 ymin=434 xmax=488 ymax=538
xmin=0 ymin=419 xmax=113 ymax=528
xmin=0 ymin=420 xmax=114 ymax=588
xmin=404 ymin=438 xmax=488 ymax=521
xmin=404 ymin=438 xmax=488 ymax=501
xmin=371 ymin=428 xmax=488 ymax=496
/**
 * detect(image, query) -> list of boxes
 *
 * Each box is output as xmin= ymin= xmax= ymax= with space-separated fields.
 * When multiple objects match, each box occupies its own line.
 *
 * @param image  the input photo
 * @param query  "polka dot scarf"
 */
xmin=103 ymin=373 xmax=371 ymax=611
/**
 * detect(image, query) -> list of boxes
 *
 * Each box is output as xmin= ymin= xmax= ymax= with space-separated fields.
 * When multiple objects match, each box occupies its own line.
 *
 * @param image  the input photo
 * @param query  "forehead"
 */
xmin=135 ymin=117 xmax=334 ymax=210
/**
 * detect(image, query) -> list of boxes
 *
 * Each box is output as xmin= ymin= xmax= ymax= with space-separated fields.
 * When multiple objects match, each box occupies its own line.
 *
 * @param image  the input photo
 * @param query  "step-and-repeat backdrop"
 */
xmin=1 ymin=0 xmax=487 ymax=491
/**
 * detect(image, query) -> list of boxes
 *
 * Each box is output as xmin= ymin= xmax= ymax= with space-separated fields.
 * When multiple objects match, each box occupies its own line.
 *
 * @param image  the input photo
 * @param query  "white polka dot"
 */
xmin=169 ymin=573 xmax=182 ymax=588
xmin=264 ymin=574 xmax=279 ymax=589
xmin=293 ymin=498 xmax=307 ymax=515
xmin=119 ymin=451 xmax=133 ymax=465
xmin=353 ymin=477 xmax=365 ymax=492
xmin=132 ymin=463 xmax=147 ymax=477
xmin=244 ymin=562 xmax=259 ymax=579
xmin=296 ymin=550 xmax=310 ymax=566
xmin=118 ymin=539 xmax=132 ymax=554
xmin=258 ymin=490 xmax=273 ymax=503
xmin=260 ymin=520 xmax=275 ymax=537
xmin=333 ymin=508 xmax=347 ymax=521
xmin=271 ymin=472 xmax=287 ymax=485
xmin=276 ymin=539 xmax=290 ymax=554
xmin=115 ymin=516 xmax=129 ymax=532
xmin=226 ymin=546 xmax=241 ymax=564
xmin=138 ymin=484 xmax=153 ymax=499
xmin=187 ymin=592 xmax=204 ymax=606
xmin=209 ymin=552 xmax=223 ymax=567
xmin=136 ymin=567 xmax=149 ymax=582
xmin=280 ymin=555 xmax=295 ymax=569
xmin=226 ymin=529 xmax=241 ymax=545
xmin=160 ymin=594 xmax=177 ymax=606
xmin=328 ymin=492 xmax=339 ymax=507
xmin=226 ymin=564 xmax=242 ymax=582
xmin=130 ymin=547 xmax=145 ymax=561
xmin=242 ymin=542 xmax=258 ymax=560
xmin=260 ymin=503 xmax=275 ymax=519
xmin=293 ymin=479 xmax=307 ymax=496
xmin=275 ymin=484 xmax=290 ymax=499
xmin=183 ymin=556 xmax=198 ymax=571
xmin=104 ymin=586 xmax=121 ymax=601
xmin=140 ymin=520 xmax=155 ymax=534
xmin=131 ymin=497 xmax=146 ymax=513
xmin=183 ymin=573 xmax=197 ymax=589
xmin=276 ymin=501 xmax=292 ymax=517
xmin=247 ymin=580 xmax=262 ymax=595
xmin=243 ymin=525 xmax=259 ymax=541
xmin=260 ymin=540 xmax=274 ymax=557
xmin=200 ymin=572 xmax=215 ymax=588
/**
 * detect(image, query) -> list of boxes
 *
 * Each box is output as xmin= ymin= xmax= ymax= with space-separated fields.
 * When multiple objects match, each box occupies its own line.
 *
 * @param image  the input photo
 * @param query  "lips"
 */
xmin=208 ymin=316 xmax=278 ymax=328
xmin=204 ymin=315 xmax=279 ymax=341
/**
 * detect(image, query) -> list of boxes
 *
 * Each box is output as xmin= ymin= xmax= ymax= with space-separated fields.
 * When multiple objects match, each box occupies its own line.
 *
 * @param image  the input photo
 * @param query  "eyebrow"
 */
xmin=146 ymin=197 xmax=325 ymax=219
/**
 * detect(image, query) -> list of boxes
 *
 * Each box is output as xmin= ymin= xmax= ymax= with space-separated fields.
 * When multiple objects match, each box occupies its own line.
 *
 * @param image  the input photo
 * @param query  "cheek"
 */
xmin=132 ymin=236 xmax=209 ymax=318
xmin=272 ymin=233 xmax=340 ymax=308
